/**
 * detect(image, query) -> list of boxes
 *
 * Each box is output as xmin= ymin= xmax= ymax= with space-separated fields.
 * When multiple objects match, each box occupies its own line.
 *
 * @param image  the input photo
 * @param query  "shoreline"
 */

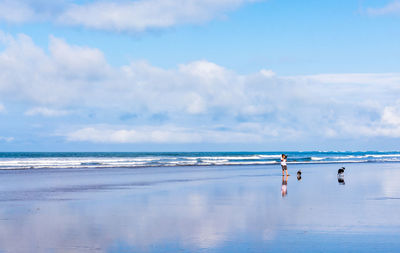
xmin=1 ymin=160 xmax=400 ymax=171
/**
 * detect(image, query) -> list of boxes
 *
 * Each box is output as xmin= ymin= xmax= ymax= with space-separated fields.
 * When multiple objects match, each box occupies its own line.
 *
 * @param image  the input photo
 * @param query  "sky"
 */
xmin=0 ymin=0 xmax=399 ymax=152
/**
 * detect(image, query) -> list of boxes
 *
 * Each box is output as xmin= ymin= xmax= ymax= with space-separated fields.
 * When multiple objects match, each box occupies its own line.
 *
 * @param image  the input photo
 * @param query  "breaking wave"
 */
xmin=0 ymin=151 xmax=399 ymax=170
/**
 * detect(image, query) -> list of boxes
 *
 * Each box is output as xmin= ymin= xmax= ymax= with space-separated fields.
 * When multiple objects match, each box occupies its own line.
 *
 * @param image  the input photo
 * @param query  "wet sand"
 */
xmin=0 ymin=163 xmax=400 ymax=252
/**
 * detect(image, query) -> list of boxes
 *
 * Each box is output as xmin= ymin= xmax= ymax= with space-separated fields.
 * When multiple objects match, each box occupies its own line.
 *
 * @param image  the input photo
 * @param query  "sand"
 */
xmin=0 ymin=162 xmax=399 ymax=252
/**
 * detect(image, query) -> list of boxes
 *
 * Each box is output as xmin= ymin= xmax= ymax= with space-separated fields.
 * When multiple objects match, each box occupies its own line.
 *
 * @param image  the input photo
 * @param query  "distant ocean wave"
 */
xmin=0 ymin=151 xmax=399 ymax=170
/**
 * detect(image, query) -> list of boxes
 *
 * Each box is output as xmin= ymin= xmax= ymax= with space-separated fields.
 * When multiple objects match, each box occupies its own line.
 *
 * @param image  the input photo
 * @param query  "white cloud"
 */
xmin=333 ymin=101 xmax=400 ymax=138
xmin=259 ymin=69 xmax=275 ymax=78
xmin=1 ymin=31 xmax=400 ymax=144
xmin=367 ymin=1 xmax=400 ymax=16
xmin=382 ymin=105 xmax=400 ymax=126
xmin=0 ymin=103 xmax=5 ymax=113
xmin=362 ymin=103 xmax=400 ymax=138
xmin=0 ymin=0 xmax=66 ymax=23
xmin=0 ymin=0 xmax=260 ymax=32
xmin=65 ymin=126 xmax=202 ymax=143
xmin=60 ymin=0 xmax=258 ymax=32
xmin=0 ymin=136 xmax=14 ymax=142
xmin=62 ymin=123 xmax=282 ymax=144
xmin=0 ymin=32 xmax=111 ymax=105
xmin=25 ymin=107 xmax=70 ymax=117
xmin=0 ymin=0 xmax=34 ymax=23
xmin=49 ymin=36 xmax=110 ymax=79
xmin=295 ymin=73 xmax=400 ymax=85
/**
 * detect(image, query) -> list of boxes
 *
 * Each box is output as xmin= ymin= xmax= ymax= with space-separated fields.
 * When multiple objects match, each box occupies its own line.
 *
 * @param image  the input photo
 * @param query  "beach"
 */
xmin=0 ymin=162 xmax=400 ymax=252
xmin=1 ymin=0 xmax=398 ymax=252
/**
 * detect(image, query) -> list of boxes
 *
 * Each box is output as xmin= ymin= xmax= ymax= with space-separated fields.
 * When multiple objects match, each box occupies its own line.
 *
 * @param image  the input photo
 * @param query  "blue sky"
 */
xmin=0 ymin=0 xmax=399 ymax=151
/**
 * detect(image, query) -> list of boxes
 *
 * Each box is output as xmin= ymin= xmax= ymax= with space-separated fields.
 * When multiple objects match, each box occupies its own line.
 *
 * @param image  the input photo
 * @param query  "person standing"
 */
xmin=281 ymin=154 xmax=289 ymax=176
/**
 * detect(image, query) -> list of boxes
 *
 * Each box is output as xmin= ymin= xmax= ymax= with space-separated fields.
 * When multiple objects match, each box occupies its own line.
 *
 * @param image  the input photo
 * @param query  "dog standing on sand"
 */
xmin=338 ymin=167 xmax=345 ymax=175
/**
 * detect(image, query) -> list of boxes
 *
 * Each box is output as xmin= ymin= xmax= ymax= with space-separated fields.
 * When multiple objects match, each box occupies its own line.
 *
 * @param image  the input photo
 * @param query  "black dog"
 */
xmin=337 ymin=167 xmax=345 ymax=175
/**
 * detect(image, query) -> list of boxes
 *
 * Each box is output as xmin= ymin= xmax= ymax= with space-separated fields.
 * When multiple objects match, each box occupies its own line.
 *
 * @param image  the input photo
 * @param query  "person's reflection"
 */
xmin=281 ymin=175 xmax=288 ymax=197
xmin=338 ymin=176 xmax=345 ymax=185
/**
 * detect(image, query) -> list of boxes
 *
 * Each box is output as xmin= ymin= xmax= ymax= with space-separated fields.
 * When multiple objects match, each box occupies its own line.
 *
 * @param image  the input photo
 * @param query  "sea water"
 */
xmin=0 ymin=151 xmax=399 ymax=170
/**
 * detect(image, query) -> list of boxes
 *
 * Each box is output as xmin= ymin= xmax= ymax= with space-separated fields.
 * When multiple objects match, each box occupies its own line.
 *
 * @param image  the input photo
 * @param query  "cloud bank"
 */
xmin=25 ymin=107 xmax=70 ymax=117
xmin=0 ymin=0 xmax=259 ymax=32
xmin=367 ymin=1 xmax=400 ymax=16
xmin=1 ymin=31 xmax=400 ymax=144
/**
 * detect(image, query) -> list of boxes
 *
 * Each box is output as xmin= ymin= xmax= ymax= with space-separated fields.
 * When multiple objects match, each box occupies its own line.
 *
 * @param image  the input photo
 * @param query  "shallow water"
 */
xmin=0 ymin=163 xmax=399 ymax=252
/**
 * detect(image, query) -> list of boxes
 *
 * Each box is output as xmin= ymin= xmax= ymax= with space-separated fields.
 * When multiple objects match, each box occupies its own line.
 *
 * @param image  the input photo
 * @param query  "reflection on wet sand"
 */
xmin=0 ymin=163 xmax=399 ymax=252
xmin=297 ymin=170 xmax=302 ymax=181
xmin=338 ymin=176 xmax=345 ymax=185
xmin=0 ymin=185 xmax=282 ymax=252
xmin=281 ymin=175 xmax=288 ymax=197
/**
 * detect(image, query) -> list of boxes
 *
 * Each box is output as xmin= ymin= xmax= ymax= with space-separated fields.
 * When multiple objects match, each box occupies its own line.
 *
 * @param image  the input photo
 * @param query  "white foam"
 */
xmin=258 ymin=155 xmax=282 ymax=158
xmin=1 ymin=153 xmax=400 ymax=170
xmin=311 ymin=157 xmax=325 ymax=161
xmin=189 ymin=156 xmax=263 ymax=160
xmin=364 ymin=154 xmax=400 ymax=158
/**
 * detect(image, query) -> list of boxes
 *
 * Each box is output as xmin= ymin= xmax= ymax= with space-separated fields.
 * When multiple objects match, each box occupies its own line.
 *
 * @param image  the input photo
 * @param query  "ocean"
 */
xmin=1 ymin=154 xmax=400 ymax=252
xmin=0 ymin=151 xmax=400 ymax=170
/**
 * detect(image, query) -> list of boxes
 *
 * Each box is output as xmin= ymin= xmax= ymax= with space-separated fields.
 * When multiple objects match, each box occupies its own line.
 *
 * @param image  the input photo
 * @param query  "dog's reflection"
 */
xmin=337 ymin=176 xmax=345 ymax=185
xmin=297 ymin=170 xmax=302 ymax=181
